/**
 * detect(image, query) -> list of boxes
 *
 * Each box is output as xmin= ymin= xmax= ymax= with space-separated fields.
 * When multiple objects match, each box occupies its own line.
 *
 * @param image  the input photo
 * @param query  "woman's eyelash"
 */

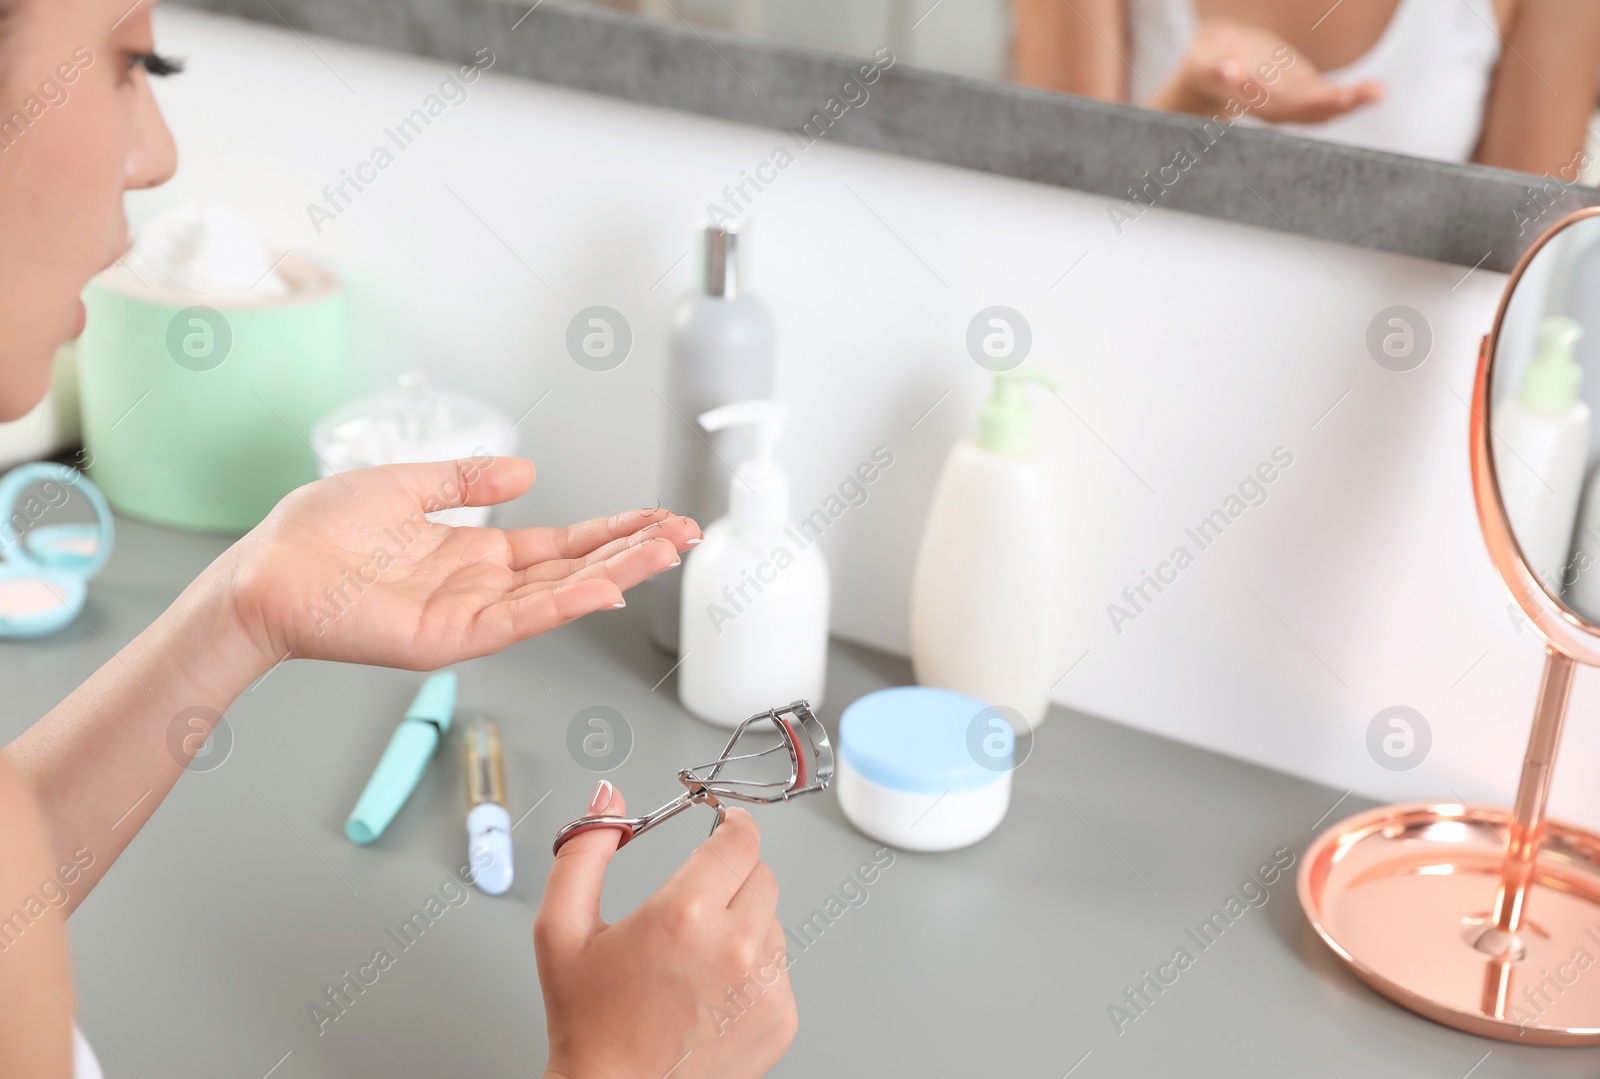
xmin=128 ymin=53 xmax=185 ymax=77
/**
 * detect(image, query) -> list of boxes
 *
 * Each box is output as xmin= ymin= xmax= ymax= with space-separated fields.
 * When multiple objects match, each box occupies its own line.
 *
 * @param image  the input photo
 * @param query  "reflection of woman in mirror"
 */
xmin=1013 ymin=0 xmax=1600 ymax=174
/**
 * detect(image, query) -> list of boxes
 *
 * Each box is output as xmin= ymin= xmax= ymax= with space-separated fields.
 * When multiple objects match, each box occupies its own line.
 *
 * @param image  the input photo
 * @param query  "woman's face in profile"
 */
xmin=0 ymin=0 xmax=177 ymax=421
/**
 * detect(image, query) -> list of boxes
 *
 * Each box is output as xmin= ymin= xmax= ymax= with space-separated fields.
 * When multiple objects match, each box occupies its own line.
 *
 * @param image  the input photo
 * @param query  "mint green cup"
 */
xmin=78 ymin=256 xmax=346 ymax=533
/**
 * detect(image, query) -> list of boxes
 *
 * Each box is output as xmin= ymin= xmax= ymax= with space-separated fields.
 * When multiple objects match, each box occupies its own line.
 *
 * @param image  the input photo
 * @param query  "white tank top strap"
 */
xmin=1126 ymin=0 xmax=1503 ymax=162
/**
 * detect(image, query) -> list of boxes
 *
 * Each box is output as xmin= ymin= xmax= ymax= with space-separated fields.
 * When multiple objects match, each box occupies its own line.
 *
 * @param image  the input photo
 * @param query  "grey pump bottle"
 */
xmin=650 ymin=226 xmax=776 ymax=653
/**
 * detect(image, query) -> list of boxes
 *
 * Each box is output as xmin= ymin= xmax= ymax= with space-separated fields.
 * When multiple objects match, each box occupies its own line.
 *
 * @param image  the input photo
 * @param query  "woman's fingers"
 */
xmin=536 ymin=783 xmax=628 ymax=953
xmin=505 ymin=508 xmax=699 ymax=569
xmin=661 ymin=808 xmax=764 ymax=909
xmin=568 ymin=535 xmax=683 ymax=589
xmin=379 ymin=457 xmax=536 ymax=511
xmin=1350 ymin=79 xmax=1384 ymax=103
xmin=759 ymin=918 xmax=791 ymax=997
xmin=1201 ymin=48 xmax=1246 ymax=93
xmin=1295 ymin=80 xmax=1383 ymax=122
xmin=764 ymin=917 xmax=788 ymax=965
xmin=728 ymin=860 xmax=780 ymax=926
xmin=505 ymin=535 xmax=682 ymax=605
xmin=456 ymin=532 xmax=680 ymax=647
xmin=488 ymin=577 xmax=624 ymax=642
xmin=512 ymin=515 xmax=700 ymax=587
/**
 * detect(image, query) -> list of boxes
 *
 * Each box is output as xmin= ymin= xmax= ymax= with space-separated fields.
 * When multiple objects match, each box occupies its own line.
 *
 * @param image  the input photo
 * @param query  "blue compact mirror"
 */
xmin=0 ymin=462 xmax=114 ymax=639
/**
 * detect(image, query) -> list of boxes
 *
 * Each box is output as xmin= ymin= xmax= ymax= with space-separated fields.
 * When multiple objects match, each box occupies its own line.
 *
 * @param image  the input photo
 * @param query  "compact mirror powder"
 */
xmin=0 ymin=576 xmax=71 ymax=616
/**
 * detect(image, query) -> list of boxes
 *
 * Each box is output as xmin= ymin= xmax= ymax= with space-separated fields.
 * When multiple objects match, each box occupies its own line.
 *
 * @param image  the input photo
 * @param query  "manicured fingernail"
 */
xmin=669 ymin=559 xmax=681 ymax=568
xmin=611 ymin=600 xmax=626 ymax=609
xmin=685 ymin=537 xmax=703 ymax=547
xmin=590 ymin=780 xmax=614 ymax=814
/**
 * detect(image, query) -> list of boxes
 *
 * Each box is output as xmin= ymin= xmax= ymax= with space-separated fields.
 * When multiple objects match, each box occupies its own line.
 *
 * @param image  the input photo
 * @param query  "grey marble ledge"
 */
xmin=175 ymin=0 xmax=1598 ymax=271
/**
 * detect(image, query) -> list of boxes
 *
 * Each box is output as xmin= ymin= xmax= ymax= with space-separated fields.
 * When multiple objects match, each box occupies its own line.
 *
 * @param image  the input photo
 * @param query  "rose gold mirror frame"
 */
xmin=1474 ymin=205 xmax=1600 ymax=663
xmin=1298 ymin=206 xmax=1600 ymax=1046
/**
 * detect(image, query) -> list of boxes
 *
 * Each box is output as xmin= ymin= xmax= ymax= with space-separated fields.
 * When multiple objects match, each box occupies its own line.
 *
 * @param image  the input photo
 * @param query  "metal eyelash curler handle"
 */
xmin=551 ymin=700 xmax=834 ymax=856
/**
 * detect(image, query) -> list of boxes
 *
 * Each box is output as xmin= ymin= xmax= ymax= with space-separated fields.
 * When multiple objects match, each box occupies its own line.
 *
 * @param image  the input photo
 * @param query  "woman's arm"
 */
xmin=5 ymin=456 xmax=699 ymax=913
xmin=0 ymin=756 xmax=75 ymax=1078
xmin=1012 ymin=0 xmax=1128 ymax=99
xmin=3 ymin=566 xmax=267 ymax=912
xmin=1474 ymin=0 xmax=1600 ymax=175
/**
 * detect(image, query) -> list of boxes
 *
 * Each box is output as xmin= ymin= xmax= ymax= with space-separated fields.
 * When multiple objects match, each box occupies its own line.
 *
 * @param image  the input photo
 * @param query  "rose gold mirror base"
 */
xmin=1300 ymin=802 xmax=1600 ymax=1045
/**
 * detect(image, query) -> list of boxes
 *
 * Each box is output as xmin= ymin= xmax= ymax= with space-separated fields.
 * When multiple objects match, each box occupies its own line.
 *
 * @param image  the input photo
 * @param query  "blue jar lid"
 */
xmin=839 ymin=687 xmax=1011 ymax=795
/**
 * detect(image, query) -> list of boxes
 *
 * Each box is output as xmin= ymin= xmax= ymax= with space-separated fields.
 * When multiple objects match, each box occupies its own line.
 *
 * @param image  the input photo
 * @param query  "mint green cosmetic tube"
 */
xmin=77 ymin=256 xmax=345 ymax=533
xmin=346 ymin=672 xmax=458 ymax=845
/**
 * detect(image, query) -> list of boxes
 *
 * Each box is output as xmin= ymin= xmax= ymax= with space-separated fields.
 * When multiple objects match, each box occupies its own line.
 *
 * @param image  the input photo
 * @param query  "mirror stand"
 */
xmin=1481 ymin=649 xmax=1575 ymax=963
xmin=1297 ymin=716 xmax=1600 ymax=1044
xmin=1296 ymin=649 xmax=1600 ymax=1045
xmin=1473 ymin=648 xmax=1580 ymax=1027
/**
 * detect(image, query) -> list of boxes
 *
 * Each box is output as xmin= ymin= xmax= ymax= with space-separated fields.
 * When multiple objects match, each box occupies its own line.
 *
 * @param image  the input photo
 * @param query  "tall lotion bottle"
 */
xmin=1497 ymin=316 xmax=1588 ymax=589
xmin=651 ymin=226 xmax=776 ymax=654
xmin=679 ymin=401 xmax=830 ymax=727
xmin=909 ymin=368 xmax=1062 ymax=730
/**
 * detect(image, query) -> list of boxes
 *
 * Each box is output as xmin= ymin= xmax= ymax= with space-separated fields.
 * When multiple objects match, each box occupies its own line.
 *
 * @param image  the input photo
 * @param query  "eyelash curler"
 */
xmin=552 ymin=700 xmax=834 ymax=855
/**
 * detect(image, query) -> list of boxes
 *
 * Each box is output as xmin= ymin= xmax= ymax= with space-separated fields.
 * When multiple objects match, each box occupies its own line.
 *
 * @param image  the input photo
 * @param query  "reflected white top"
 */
xmin=1128 ymin=0 xmax=1501 ymax=162
xmin=74 ymin=1024 xmax=103 ymax=1079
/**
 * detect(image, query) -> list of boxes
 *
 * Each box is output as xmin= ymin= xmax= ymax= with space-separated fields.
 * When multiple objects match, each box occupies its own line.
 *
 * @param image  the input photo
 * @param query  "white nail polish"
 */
xmin=669 ymin=559 xmax=682 ymax=568
xmin=685 ymin=538 xmax=704 ymax=547
xmin=611 ymin=600 xmax=626 ymax=609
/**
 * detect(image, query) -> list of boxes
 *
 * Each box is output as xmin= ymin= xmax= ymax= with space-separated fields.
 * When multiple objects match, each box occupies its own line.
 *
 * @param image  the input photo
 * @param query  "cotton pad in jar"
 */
xmin=311 ymin=374 xmax=516 ymax=527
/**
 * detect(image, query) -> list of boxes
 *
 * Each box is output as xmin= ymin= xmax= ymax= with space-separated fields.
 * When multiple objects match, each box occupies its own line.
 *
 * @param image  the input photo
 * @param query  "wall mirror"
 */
xmin=577 ymin=0 xmax=1600 ymax=182
xmin=181 ymin=0 xmax=1600 ymax=270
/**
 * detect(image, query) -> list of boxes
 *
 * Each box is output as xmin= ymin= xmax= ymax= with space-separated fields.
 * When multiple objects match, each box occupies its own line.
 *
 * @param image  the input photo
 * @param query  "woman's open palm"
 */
xmin=1182 ymin=20 xmax=1384 ymax=125
xmin=224 ymin=457 xmax=698 ymax=670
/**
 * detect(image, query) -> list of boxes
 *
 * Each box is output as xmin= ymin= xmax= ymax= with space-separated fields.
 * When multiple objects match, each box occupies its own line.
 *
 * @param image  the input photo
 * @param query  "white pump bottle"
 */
xmin=909 ymin=367 xmax=1063 ymax=730
xmin=678 ymin=401 xmax=830 ymax=727
xmin=1498 ymin=316 xmax=1589 ymax=590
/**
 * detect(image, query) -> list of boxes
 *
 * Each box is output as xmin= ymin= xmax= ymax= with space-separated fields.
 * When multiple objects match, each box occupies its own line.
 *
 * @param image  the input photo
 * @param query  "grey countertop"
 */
xmin=6 ymin=515 xmax=1599 ymax=1077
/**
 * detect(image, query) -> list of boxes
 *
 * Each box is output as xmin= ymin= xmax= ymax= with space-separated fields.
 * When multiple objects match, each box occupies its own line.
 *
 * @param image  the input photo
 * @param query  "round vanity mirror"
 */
xmin=1298 ymin=207 xmax=1600 ymax=1047
xmin=1478 ymin=209 xmax=1600 ymax=656
xmin=1485 ymin=208 xmax=1600 ymax=651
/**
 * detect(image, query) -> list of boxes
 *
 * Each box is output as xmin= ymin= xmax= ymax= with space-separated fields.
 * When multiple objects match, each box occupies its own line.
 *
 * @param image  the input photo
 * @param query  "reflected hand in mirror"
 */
xmin=1146 ymin=19 xmax=1382 ymax=125
xmin=1011 ymin=0 xmax=1600 ymax=174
